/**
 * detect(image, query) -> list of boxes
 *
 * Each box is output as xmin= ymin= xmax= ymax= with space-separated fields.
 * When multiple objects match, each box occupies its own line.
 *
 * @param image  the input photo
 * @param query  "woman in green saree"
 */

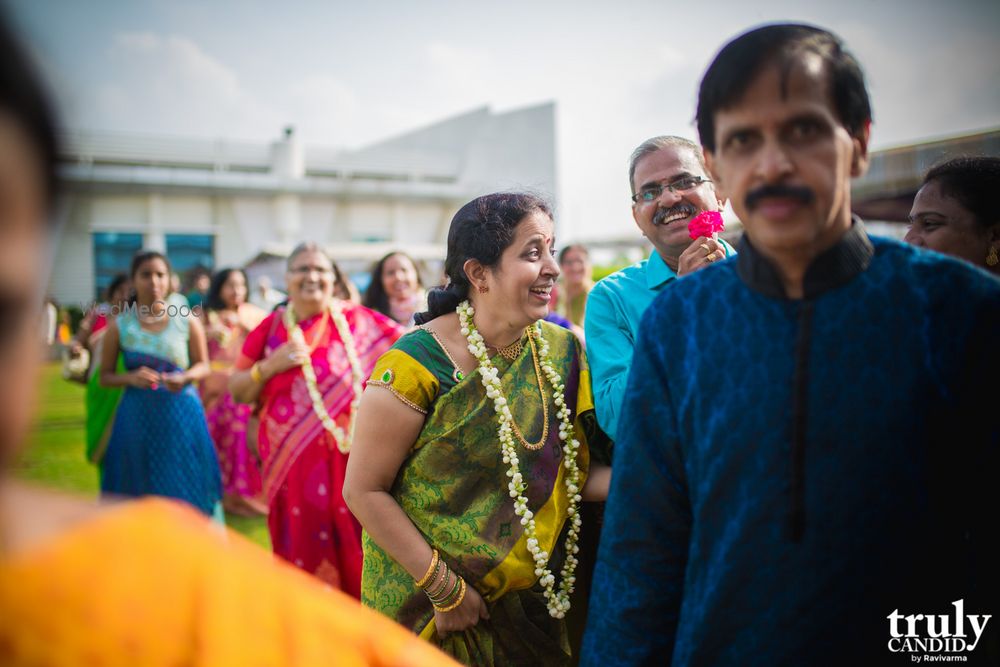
xmin=345 ymin=193 xmax=611 ymax=666
xmin=69 ymin=274 xmax=130 ymax=474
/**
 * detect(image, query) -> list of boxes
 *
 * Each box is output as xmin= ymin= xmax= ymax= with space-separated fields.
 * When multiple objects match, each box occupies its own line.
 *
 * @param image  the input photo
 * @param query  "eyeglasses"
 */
xmin=631 ymin=176 xmax=712 ymax=204
xmin=289 ymin=266 xmax=333 ymax=276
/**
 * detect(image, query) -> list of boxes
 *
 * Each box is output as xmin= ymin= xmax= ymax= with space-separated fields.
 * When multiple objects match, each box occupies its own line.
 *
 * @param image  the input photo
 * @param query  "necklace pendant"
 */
xmin=495 ymin=329 xmax=527 ymax=362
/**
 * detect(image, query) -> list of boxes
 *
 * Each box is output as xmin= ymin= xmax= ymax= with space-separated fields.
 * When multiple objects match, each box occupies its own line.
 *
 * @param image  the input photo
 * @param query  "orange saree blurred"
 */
xmin=0 ymin=497 xmax=457 ymax=667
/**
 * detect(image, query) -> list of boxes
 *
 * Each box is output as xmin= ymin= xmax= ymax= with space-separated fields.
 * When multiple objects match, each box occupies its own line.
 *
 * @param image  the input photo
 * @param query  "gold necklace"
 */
xmin=487 ymin=329 xmax=528 ymax=362
xmin=507 ymin=330 xmax=549 ymax=450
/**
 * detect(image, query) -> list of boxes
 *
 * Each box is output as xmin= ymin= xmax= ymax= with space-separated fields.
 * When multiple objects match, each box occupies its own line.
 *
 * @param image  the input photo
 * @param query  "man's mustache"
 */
xmin=745 ymin=184 xmax=814 ymax=210
xmin=653 ymin=203 xmax=697 ymax=225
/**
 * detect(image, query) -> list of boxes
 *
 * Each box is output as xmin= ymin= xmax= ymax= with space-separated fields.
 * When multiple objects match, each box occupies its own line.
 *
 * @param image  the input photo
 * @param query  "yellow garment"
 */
xmin=0 ymin=498 xmax=458 ymax=667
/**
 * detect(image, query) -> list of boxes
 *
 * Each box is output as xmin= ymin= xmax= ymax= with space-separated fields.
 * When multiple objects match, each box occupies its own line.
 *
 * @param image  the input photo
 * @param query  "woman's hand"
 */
xmin=129 ymin=366 xmax=161 ymax=389
xmin=434 ymin=582 xmax=490 ymax=638
xmin=160 ymin=371 xmax=188 ymax=392
xmin=264 ymin=340 xmax=311 ymax=376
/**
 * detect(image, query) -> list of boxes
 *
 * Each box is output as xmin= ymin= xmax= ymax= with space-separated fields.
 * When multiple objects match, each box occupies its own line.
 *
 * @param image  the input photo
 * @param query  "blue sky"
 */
xmin=8 ymin=0 xmax=1000 ymax=240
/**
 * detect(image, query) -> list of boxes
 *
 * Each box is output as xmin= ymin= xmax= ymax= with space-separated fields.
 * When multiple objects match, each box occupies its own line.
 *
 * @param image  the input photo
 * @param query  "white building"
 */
xmin=50 ymin=102 xmax=556 ymax=305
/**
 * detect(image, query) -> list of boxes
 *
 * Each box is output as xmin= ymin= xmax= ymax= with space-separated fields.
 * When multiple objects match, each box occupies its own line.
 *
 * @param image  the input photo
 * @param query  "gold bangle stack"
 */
xmin=250 ymin=362 xmax=264 ymax=384
xmin=415 ymin=549 xmax=440 ymax=588
xmin=414 ymin=548 xmax=468 ymax=612
xmin=434 ymin=578 xmax=467 ymax=613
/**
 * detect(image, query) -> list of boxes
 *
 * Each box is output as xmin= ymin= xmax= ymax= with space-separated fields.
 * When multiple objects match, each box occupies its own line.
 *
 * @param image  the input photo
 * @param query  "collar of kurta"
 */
xmin=735 ymin=216 xmax=874 ymax=300
xmin=646 ymin=249 xmax=678 ymax=290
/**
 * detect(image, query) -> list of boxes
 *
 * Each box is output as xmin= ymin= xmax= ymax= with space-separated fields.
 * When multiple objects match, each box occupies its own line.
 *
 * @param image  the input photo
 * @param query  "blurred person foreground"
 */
xmin=0 ymin=13 xmax=455 ymax=667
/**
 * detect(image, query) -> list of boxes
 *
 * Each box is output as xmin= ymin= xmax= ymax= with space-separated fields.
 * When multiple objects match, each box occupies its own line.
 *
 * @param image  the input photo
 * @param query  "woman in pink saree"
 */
xmin=230 ymin=243 xmax=401 ymax=596
xmin=201 ymin=268 xmax=267 ymax=516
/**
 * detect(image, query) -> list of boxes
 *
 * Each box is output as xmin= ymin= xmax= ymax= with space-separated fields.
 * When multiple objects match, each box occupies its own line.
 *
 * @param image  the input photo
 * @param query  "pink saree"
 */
xmin=201 ymin=304 xmax=267 ymax=515
xmin=237 ymin=303 xmax=401 ymax=597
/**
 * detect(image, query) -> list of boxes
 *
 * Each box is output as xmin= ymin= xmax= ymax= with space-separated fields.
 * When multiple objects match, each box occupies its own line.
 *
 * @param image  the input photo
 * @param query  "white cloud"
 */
xmin=113 ymin=31 xmax=159 ymax=53
xmin=64 ymin=31 xmax=282 ymax=140
xmin=16 ymin=2 xmax=998 ymax=243
xmin=284 ymin=75 xmax=364 ymax=145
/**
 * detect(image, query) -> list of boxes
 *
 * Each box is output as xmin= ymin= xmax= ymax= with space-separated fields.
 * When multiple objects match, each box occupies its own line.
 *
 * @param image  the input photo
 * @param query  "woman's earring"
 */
xmin=987 ymin=246 xmax=998 ymax=267
xmin=477 ymin=284 xmax=489 ymax=294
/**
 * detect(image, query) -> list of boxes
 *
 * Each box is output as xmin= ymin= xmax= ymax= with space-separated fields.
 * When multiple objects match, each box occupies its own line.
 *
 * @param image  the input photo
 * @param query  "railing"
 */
xmin=58 ymin=130 xmax=462 ymax=184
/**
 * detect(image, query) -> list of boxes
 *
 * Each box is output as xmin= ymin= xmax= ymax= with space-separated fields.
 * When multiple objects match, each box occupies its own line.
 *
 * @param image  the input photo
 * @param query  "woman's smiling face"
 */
xmin=286 ymin=249 xmax=334 ymax=309
xmin=381 ymin=253 xmax=419 ymax=301
xmin=479 ymin=211 xmax=560 ymax=330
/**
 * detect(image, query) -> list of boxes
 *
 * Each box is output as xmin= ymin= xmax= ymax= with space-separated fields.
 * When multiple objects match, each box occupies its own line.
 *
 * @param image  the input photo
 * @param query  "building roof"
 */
xmin=852 ymin=127 xmax=1000 ymax=222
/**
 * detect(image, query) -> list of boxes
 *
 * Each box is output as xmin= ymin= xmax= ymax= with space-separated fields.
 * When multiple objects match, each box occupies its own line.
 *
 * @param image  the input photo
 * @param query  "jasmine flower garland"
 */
xmin=456 ymin=300 xmax=583 ymax=619
xmin=283 ymin=301 xmax=363 ymax=454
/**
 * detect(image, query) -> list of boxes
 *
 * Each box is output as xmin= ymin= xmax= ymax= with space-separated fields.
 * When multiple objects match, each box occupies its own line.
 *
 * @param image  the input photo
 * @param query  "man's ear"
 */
xmin=463 ymin=258 xmax=488 ymax=291
xmin=631 ymin=200 xmax=643 ymax=232
xmin=850 ymin=121 xmax=871 ymax=178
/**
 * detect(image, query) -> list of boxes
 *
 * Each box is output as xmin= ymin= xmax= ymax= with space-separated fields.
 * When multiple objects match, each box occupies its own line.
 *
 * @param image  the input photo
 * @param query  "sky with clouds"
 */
xmin=7 ymin=0 xmax=999 ymax=241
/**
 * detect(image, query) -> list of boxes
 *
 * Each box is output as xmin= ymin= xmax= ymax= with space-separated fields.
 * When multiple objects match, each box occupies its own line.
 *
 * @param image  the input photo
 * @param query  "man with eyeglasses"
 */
xmin=582 ymin=24 xmax=999 ymax=665
xmin=584 ymin=136 xmax=735 ymax=441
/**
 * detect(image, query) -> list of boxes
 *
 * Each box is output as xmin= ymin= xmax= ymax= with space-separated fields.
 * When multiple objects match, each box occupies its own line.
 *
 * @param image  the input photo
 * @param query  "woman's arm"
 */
xmin=582 ymin=463 xmax=611 ymax=501
xmin=69 ymin=309 xmax=94 ymax=353
xmin=99 ymin=320 xmax=159 ymax=389
xmin=343 ymin=387 xmax=488 ymax=633
xmin=163 ymin=316 xmax=210 ymax=392
xmin=228 ymin=337 xmax=309 ymax=404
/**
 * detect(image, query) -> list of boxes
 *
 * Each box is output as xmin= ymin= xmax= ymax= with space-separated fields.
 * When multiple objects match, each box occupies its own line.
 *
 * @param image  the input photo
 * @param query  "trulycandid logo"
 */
xmin=888 ymin=600 xmax=991 ymax=662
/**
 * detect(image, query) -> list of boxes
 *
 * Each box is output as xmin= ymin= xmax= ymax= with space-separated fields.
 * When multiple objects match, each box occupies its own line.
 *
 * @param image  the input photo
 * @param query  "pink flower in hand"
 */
xmin=688 ymin=211 xmax=725 ymax=240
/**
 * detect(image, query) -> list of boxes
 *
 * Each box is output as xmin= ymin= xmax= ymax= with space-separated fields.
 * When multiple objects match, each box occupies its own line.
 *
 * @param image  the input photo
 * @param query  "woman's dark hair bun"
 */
xmin=413 ymin=192 xmax=552 ymax=324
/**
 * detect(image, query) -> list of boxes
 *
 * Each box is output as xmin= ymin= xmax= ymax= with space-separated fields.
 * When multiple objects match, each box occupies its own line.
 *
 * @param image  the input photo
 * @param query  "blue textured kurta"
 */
xmin=581 ymin=227 xmax=1000 ymax=665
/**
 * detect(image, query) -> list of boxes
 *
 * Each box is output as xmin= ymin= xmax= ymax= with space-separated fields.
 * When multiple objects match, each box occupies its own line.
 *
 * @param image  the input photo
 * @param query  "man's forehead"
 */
xmin=719 ymin=53 xmax=835 ymax=122
xmin=634 ymin=146 xmax=707 ymax=184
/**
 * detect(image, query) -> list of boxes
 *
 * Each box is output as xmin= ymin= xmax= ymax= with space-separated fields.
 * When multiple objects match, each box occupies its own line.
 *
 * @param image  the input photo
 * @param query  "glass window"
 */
xmin=92 ymin=232 xmax=143 ymax=300
xmin=166 ymin=234 xmax=215 ymax=278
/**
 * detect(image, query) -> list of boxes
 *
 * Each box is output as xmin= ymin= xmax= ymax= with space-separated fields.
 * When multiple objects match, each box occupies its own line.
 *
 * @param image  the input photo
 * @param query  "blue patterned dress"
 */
xmin=101 ymin=309 xmax=222 ymax=517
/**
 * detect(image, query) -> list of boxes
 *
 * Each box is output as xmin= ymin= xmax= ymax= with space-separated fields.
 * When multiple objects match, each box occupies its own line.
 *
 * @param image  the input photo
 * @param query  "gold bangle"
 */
xmin=415 ymin=549 xmax=440 ymax=589
xmin=430 ymin=572 xmax=463 ymax=606
xmin=434 ymin=578 xmax=467 ymax=613
xmin=425 ymin=561 xmax=451 ymax=600
xmin=250 ymin=362 xmax=263 ymax=384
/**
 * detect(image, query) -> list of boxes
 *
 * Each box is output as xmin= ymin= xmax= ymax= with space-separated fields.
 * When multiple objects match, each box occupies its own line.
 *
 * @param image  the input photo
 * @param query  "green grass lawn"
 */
xmin=13 ymin=362 xmax=271 ymax=549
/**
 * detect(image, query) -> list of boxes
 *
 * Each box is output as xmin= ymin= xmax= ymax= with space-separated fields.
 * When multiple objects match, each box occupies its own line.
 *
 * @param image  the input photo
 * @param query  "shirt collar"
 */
xmin=647 ymin=249 xmax=678 ymax=290
xmin=735 ymin=216 xmax=874 ymax=300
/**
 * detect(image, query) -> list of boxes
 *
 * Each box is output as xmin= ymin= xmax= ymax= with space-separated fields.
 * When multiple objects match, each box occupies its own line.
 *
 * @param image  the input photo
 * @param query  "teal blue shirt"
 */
xmin=584 ymin=243 xmax=733 ymax=441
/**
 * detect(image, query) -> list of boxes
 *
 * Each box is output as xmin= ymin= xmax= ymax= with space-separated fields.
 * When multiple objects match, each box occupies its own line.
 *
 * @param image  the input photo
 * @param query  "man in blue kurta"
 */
xmin=585 ymin=137 xmax=734 ymax=441
xmin=582 ymin=24 xmax=1000 ymax=666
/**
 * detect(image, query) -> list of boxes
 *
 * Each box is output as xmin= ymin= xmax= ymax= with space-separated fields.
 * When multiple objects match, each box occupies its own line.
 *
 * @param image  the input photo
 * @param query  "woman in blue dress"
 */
xmin=99 ymin=250 xmax=222 ymax=518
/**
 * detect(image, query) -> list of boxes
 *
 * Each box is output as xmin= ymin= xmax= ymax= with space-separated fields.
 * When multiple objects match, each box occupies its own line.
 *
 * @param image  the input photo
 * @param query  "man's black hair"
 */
xmin=697 ymin=23 xmax=872 ymax=153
